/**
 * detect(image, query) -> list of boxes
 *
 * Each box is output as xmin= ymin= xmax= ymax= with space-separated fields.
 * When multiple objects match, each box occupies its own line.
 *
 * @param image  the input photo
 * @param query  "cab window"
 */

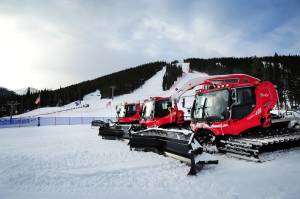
xmin=231 ymin=87 xmax=256 ymax=120
xmin=155 ymin=100 xmax=172 ymax=118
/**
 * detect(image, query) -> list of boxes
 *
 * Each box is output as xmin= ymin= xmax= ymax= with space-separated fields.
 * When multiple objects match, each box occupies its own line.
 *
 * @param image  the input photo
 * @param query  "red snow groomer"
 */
xmin=190 ymin=74 xmax=300 ymax=161
xmin=138 ymin=96 xmax=186 ymax=129
xmin=98 ymin=102 xmax=141 ymax=139
xmin=129 ymin=77 xmax=219 ymax=175
xmin=129 ymin=74 xmax=300 ymax=175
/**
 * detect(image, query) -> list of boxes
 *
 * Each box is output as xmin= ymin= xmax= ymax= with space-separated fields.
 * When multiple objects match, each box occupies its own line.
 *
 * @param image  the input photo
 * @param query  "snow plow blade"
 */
xmin=98 ymin=122 xmax=132 ymax=140
xmin=129 ymin=128 xmax=218 ymax=175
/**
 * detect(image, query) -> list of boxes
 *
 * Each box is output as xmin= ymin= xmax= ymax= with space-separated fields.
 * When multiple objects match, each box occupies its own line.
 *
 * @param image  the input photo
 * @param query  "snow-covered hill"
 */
xmin=15 ymin=87 xmax=39 ymax=95
xmin=18 ymin=63 xmax=208 ymax=118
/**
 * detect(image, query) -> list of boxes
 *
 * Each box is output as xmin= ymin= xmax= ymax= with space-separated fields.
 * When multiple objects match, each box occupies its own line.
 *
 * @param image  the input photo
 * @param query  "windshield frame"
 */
xmin=116 ymin=105 xmax=126 ymax=118
xmin=141 ymin=101 xmax=155 ymax=119
xmin=191 ymin=89 xmax=230 ymax=122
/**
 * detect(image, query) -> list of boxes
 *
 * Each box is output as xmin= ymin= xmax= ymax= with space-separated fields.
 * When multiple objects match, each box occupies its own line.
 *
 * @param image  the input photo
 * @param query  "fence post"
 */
xmin=69 ymin=117 xmax=70 ymax=125
xmin=19 ymin=117 xmax=21 ymax=128
xmin=55 ymin=117 xmax=56 ymax=126
xmin=38 ymin=117 xmax=40 ymax=127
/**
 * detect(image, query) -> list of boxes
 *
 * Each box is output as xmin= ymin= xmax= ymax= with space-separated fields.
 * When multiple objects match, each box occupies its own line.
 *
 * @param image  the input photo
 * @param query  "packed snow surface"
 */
xmin=0 ymin=125 xmax=300 ymax=199
xmin=3 ymin=63 xmax=300 ymax=198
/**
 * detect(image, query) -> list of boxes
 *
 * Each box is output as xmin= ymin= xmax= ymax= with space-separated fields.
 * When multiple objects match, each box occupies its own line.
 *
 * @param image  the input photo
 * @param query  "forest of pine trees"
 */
xmin=162 ymin=62 xmax=183 ymax=91
xmin=1 ymin=55 xmax=299 ymax=117
xmin=184 ymin=55 xmax=300 ymax=103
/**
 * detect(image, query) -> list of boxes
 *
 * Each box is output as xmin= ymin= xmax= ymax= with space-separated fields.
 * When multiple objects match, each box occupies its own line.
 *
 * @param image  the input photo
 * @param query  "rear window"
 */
xmin=235 ymin=87 xmax=256 ymax=106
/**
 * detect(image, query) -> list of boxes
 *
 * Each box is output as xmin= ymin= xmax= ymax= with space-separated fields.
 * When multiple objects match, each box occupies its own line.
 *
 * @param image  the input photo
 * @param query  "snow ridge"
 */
xmin=15 ymin=87 xmax=39 ymax=95
xmin=18 ymin=63 xmax=207 ymax=118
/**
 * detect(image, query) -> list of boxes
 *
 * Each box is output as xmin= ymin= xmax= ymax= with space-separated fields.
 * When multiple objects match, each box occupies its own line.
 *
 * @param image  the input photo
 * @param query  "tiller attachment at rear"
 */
xmin=129 ymin=128 xmax=218 ymax=175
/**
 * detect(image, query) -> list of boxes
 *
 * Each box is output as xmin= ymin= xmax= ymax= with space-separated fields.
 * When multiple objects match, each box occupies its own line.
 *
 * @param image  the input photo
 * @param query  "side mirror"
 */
xmin=222 ymin=108 xmax=230 ymax=119
xmin=226 ymin=106 xmax=232 ymax=120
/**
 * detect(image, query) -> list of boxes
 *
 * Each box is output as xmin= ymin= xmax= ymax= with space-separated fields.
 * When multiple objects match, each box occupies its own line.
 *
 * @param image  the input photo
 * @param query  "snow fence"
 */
xmin=0 ymin=117 xmax=116 ymax=128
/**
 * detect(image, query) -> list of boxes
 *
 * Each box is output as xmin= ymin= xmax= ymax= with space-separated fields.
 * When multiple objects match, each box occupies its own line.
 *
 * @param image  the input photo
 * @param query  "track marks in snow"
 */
xmin=1 ymin=125 xmax=300 ymax=199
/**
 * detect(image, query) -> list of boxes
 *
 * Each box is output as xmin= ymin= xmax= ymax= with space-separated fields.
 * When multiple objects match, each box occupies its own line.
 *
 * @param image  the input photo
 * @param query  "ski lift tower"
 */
xmin=110 ymin=86 xmax=116 ymax=100
xmin=7 ymin=101 xmax=20 ymax=120
xmin=0 ymin=106 xmax=7 ymax=117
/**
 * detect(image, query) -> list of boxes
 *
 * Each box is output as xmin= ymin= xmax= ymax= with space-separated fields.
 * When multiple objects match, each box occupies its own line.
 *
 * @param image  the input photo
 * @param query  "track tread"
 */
xmin=220 ymin=131 xmax=300 ymax=161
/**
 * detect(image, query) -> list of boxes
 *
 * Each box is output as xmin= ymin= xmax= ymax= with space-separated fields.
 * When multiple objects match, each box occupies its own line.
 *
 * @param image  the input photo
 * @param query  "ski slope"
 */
xmin=0 ymin=125 xmax=299 ymax=199
xmin=18 ymin=63 xmax=208 ymax=118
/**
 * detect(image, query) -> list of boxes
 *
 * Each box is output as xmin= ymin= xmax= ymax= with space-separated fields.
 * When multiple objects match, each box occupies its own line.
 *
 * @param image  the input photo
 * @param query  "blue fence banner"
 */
xmin=0 ymin=117 xmax=116 ymax=128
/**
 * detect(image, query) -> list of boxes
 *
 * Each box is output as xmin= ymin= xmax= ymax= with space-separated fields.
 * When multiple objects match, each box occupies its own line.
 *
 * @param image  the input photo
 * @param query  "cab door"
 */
xmin=230 ymin=87 xmax=258 ymax=135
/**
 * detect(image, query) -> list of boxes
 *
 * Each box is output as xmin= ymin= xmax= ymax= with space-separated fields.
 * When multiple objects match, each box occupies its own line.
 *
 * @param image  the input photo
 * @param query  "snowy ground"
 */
xmin=2 ymin=63 xmax=300 ymax=198
xmin=0 ymin=125 xmax=300 ymax=199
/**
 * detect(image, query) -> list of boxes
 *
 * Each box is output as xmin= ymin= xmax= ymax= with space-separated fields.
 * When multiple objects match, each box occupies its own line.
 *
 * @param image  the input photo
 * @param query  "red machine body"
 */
xmin=139 ymin=96 xmax=185 ymax=128
xmin=116 ymin=103 xmax=141 ymax=124
xmin=129 ymin=73 xmax=299 ymax=168
xmin=190 ymin=74 xmax=278 ymax=137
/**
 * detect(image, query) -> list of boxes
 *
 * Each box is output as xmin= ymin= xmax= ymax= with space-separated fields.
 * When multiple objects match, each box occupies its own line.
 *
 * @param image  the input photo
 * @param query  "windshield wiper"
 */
xmin=200 ymin=98 xmax=211 ymax=126
xmin=202 ymin=98 xmax=218 ymax=126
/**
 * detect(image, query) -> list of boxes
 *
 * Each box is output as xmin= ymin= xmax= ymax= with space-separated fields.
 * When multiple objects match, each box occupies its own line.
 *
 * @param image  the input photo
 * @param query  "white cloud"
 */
xmin=0 ymin=0 xmax=299 ymax=89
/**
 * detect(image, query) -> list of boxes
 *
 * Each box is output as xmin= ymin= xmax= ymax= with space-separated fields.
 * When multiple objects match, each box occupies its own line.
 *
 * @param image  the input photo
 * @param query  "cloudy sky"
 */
xmin=0 ymin=0 xmax=299 ymax=90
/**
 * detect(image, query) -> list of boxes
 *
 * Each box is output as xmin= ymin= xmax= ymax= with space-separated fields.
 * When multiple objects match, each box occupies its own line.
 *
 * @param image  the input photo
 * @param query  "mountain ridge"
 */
xmin=1 ymin=55 xmax=300 ymax=117
xmin=14 ymin=87 xmax=39 ymax=95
